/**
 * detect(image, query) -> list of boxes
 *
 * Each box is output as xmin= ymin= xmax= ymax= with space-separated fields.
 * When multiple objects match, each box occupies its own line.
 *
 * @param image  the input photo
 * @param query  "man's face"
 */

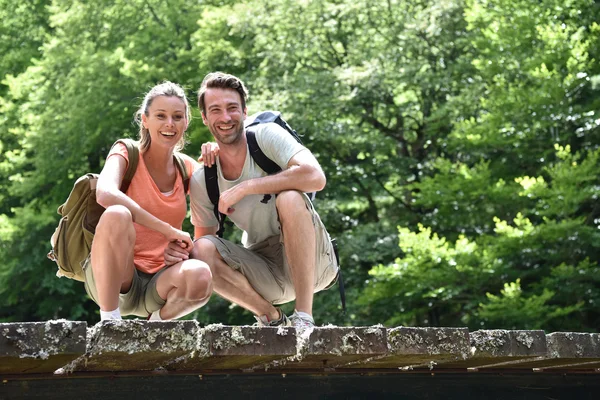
xmin=201 ymin=88 xmax=247 ymax=145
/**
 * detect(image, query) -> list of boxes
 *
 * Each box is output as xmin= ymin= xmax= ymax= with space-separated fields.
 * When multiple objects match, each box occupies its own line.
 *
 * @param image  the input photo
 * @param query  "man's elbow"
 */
xmin=314 ymin=172 xmax=326 ymax=191
xmin=292 ymin=164 xmax=326 ymax=191
xmin=309 ymin=168 xmax=326 ymax=191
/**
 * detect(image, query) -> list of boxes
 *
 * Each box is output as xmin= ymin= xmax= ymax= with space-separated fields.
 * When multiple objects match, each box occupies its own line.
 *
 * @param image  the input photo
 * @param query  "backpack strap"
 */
xmin=331 ymin=238 xmax=346 ymax=314
xmin=246 ymin=111 xmax=303 ymax=144
xmin=202 ymin=131 xmax=265 ymax=238
xmin=111 ymin=139 xmax=189 ymax=194
xmin=173 ymin=153 xmax=190 ymax=193
xmin=247 ymin=126 xmax=316 ymax=201
xmin=246 ymin=128 xmax=282 ymax=175
xmin=112 ymin=139 xmax=139 ymax=193
xmin=204 ymin=165 xmax=227 ymax=238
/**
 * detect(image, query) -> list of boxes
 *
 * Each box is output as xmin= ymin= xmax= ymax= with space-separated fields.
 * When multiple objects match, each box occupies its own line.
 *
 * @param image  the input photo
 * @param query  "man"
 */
xmin=165 ymin=72 xmax=338 ymax=329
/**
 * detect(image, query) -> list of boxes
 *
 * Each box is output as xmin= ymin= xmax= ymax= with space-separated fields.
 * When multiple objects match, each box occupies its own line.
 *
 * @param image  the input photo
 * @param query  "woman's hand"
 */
xmin=164 ymin=240 xmax=190 ymax=267
xmin=198 ymin=142 xmax=219 ymax=167
xmin=162 ymin=226 xmax=193 ymax=266
xmin=164 ymin=226 xmax=193 ymax=250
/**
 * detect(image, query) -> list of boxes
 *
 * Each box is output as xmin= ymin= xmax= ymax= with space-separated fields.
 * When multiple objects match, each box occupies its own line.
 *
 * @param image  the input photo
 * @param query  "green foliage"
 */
xmin=360 ymin=225 xmax=488 ymax=327
xmin=0 ymin=0 xmax=598 ymax=331
xmin=539 ymin=259 xmax=600 ymax=330
xmin=477 ymin=279 xmax=581 ymax=330
xmin=360 ymin=145 xmax=600 ymax=331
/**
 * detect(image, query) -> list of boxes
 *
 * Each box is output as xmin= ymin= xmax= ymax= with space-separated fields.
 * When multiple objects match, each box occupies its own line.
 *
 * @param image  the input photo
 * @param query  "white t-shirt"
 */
xmin=190 ymin=122 xmax=306 ymax=247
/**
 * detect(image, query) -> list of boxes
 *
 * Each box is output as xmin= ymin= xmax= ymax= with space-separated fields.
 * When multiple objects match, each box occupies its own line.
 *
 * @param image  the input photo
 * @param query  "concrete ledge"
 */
xmin=169 ymin=325 xmax=297 ymax=371
xmin=442 ymin=330 xmax=547 ymax=369
xmin=272 ymin=326 xmax=388 ymax=369
xmin=358 ymin=327 xmax=470 ymax=369
xmin=490 ymin=332 xmax=600 ymax=370
xmin=66 ymin=320 xmax=199 ymax=372
xmin=0 ymin=320 xmax=86 ymax=374
xmin=1 ymin=321 xmax=599 ymax=376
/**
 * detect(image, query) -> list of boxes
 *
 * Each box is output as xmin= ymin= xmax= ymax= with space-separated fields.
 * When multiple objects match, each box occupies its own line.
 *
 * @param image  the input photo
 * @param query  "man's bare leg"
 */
xmin=191 ymin=239 xmax=280 ymax=321
xmin=154 ymin=259 xmax=213 ymax=319
xmin=276 ymin=190 xmax=316 ymax=317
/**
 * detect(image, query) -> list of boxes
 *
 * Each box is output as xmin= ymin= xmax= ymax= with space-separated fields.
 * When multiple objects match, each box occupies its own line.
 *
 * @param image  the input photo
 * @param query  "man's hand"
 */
xmin=198 ymin=142 xmax=219 ymax=167
xmin=164 ymin=240 xmax=191 ymax=267
xmin=218 ymin=184 xmax=246 ymax=215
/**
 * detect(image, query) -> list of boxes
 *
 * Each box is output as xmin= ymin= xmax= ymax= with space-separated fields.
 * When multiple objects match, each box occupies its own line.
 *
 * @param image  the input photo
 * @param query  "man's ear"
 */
xmin=201 ymin=112 xmax=208 ymax=126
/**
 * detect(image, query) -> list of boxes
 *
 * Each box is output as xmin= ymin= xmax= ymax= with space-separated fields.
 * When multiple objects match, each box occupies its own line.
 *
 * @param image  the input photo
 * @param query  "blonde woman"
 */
xmin=85 ymin=81 xmax=212 ymax=321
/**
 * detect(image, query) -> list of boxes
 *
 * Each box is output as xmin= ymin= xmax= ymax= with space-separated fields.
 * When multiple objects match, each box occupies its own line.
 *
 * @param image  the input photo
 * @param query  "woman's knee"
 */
xmin=96 ymin=205 xmax=134 ymax=238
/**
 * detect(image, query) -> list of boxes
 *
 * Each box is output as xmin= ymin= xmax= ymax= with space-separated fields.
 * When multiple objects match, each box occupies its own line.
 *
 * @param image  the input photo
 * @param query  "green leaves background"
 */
xmin=1 ymin=0 xmax=598 ymax=331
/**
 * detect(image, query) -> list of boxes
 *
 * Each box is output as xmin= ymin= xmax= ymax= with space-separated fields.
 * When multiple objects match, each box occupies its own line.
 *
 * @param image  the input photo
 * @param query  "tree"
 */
xmin=359 ymin=0 xmax=600 ymax=331
xmin=0 ymin=0 xmax=211 ymax=321
xmin=0 ymin=0 xmax=598 ymax=331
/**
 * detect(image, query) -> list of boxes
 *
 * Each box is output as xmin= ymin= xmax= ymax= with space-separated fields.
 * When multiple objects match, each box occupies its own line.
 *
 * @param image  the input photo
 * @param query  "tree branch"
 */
xmin=351 ymin=175 xmax=380 ymax=223
xmin=361 ymin=101 xmax=411 ymax=158
xmin=145 ymin=0 xmax=166 ymax=27
xmin=373 ymin=175 xmax=413 ymax=209
xmin=324 ymin=31 xmax=345 ymax=67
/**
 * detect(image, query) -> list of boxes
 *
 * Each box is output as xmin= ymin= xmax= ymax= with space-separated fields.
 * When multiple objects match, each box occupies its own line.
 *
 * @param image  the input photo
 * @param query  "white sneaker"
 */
xmin=289 ymin=311 xmax=315 ymax=332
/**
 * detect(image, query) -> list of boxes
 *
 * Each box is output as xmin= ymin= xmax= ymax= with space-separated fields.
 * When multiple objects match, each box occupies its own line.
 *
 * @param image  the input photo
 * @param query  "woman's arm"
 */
xmin=95 ymin=154 xmax=193 ymax=249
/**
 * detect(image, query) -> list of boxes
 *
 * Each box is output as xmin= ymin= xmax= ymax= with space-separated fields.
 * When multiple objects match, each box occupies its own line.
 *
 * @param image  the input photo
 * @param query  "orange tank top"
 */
xmin=109 ymin=143 xmax=196 ymax=274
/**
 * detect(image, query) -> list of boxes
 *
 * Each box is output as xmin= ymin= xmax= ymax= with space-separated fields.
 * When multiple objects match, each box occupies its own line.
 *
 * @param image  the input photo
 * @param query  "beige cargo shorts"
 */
xmin=83 ymin=256 xmax=167 ymax=317
xmin=201 ymin=196 xmax=339 ymax=305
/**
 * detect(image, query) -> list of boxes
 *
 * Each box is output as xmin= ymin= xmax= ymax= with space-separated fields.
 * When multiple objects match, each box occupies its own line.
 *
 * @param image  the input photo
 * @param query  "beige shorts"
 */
xmin=201 ymin=196 xmax=339 ymax=305
xmin=83 ymin=256 xmax=167 ymax=317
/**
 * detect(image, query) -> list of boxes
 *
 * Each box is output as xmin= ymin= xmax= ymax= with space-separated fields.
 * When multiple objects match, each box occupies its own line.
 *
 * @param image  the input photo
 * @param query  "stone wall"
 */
xmin=2 ymin=320 xmax=599 ymax=375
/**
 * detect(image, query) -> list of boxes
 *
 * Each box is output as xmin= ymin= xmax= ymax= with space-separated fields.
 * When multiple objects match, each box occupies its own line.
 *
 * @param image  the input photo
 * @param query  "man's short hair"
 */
xmin=197 ymin=72 xmax=248 ymax=114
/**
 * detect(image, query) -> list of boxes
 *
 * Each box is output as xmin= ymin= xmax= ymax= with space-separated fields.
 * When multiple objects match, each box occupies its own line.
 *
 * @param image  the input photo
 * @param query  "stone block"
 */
xmin=493 ymin=332 xmax=600 ymax=370
xmin=356 ymin=327 xmax=470 ymax=370
xmin=273 ymin=326 xmax=388 ymax=370
xmin=168 ymin=324 xmax=296 ymax=371
xmin=0 ymin=320 xmax=86 ymax=374
xmin=66 ymin=320 xmax=199 ymax=372
xmin=442 ymin=329 xmax=547 ymax=369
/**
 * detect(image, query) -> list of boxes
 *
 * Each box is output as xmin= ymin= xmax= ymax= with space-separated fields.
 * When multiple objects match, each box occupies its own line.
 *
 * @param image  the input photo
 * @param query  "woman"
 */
xmin=84 ymin=81 xmax=212 ymax=321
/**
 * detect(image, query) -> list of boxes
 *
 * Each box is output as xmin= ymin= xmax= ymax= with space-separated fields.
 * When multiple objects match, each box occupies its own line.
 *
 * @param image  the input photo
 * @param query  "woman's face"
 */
xmin=142 ymin=95 xmax=188 ymax=149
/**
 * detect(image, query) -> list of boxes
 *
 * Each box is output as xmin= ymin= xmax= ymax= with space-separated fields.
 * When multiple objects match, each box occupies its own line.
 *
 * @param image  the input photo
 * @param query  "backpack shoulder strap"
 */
xmin=204 ymin=165 xmax=226 ymax=238
xmin=246 ymin=128 xmax=282 ymax=175
xmin=247 ymin=121 xmax=317 ymax=201
xmin=173 ymin=153 xmax=190 ymax=193
xmin=108 ymin=140 xmax=189 ymax=194
xmin=111 ymin=139 xmax=139 ymax=193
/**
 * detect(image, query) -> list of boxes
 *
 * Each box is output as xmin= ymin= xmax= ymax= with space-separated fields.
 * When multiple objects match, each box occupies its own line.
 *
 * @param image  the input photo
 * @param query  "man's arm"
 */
xmin=217 ymin=149 xmax=325 ymax=215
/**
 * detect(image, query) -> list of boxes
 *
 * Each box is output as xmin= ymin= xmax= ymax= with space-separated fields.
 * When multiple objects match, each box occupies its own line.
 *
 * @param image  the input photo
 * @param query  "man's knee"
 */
xmin=191 ymin=238 xmax=231 ymax=279
xmin=276 ymin=190 xmax=307 ymax=219
xmin=191 ymin=237 xmax=218 ymax=262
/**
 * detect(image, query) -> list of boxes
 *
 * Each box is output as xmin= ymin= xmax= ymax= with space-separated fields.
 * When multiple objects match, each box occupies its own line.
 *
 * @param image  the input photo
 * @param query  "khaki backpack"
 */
xmin=47 ymin=139 xmax=189 ymax=281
